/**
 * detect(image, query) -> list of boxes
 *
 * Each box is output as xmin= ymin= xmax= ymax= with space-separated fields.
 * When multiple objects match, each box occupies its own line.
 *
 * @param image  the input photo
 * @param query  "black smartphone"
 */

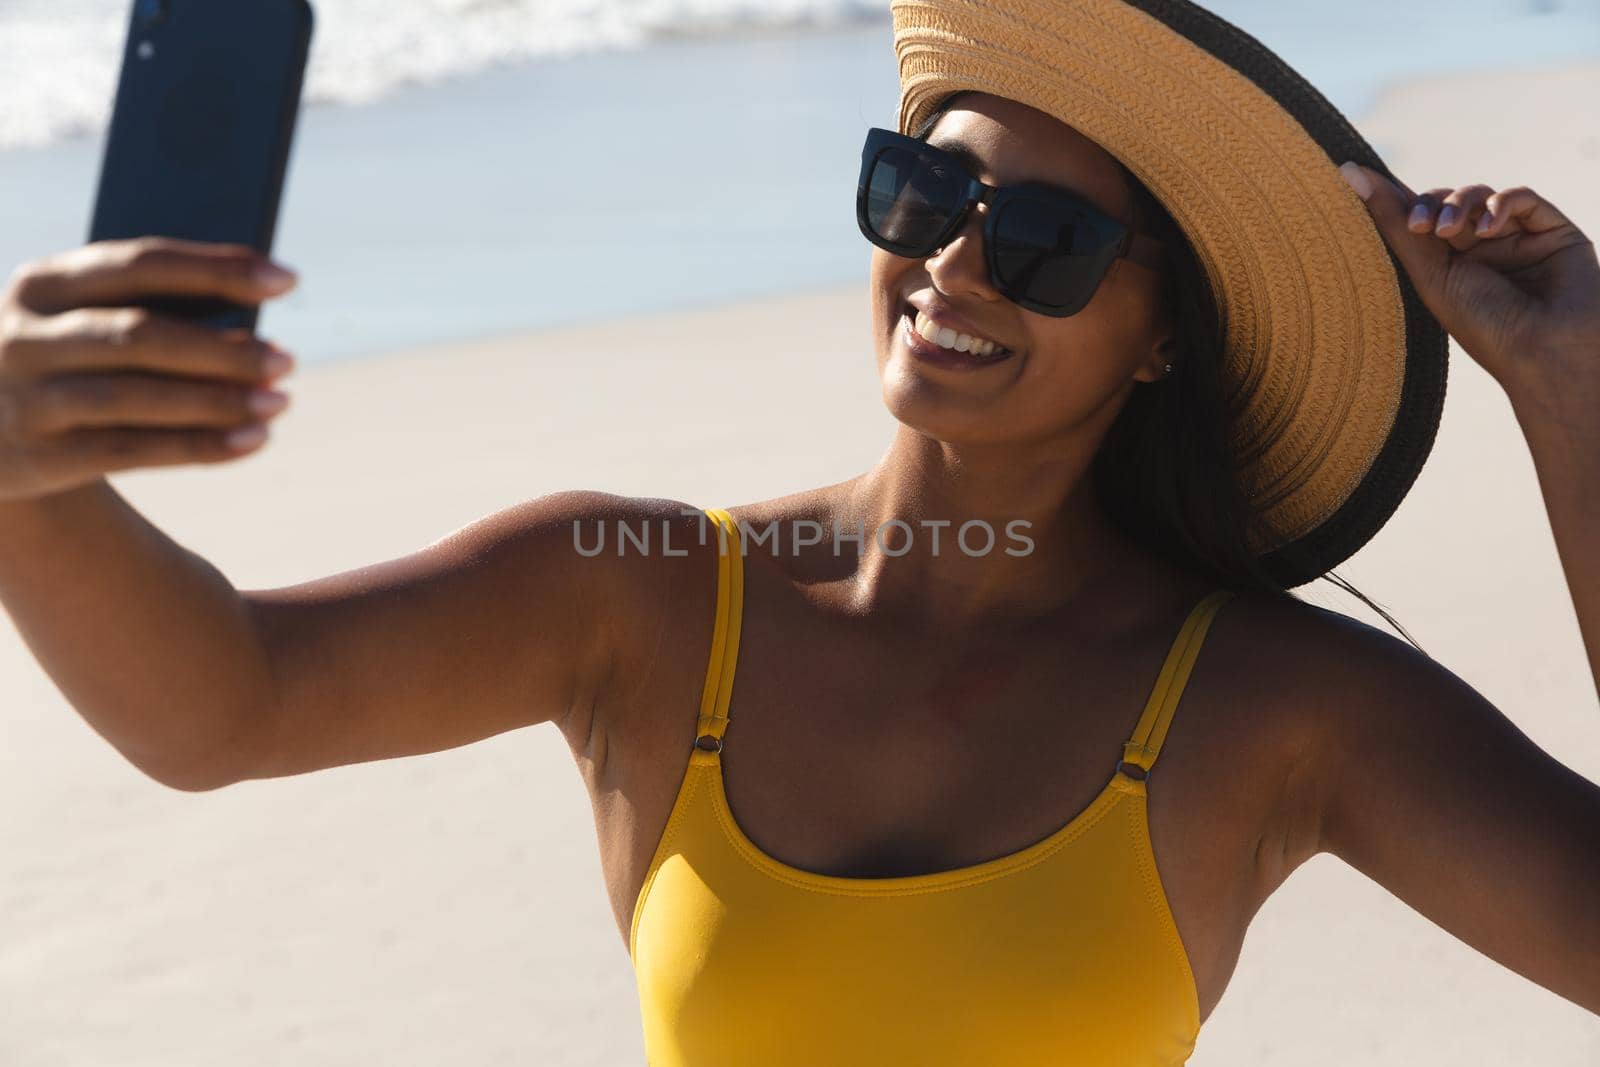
xmin=88 ymin=0 xmax=314 ymax=334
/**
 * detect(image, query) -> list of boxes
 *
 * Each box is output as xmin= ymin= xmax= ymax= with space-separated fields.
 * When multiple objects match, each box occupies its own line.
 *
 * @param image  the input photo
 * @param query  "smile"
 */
xmin=900 ymin=303 xmax=1015 ymax=369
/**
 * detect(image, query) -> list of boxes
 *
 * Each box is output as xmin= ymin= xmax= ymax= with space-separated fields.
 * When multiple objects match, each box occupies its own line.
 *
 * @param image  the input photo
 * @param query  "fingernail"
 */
xmin=247 ymin=389 xmax=289 ymax=416
xmin=1408 ymin=202 xmax=1430 ymax=229
xmin=262 ymin=346 xmax=294 ymax=377
xmin=225 ymin=424 xmax=268 ymax=450
xmin=1476 ymin=209 xmax=1494 ymax=235
xmin=253 ymin=262 xmax=297 ymax=291
xmin=1338 ymin=161 xmax=1373 ymax=201
xmin=1437 ymin=204 xmax=1457 ymax=231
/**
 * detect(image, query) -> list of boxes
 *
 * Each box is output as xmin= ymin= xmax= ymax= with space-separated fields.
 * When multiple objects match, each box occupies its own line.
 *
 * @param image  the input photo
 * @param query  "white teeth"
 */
xmin=912 ymin=310 xmax=1004 ymax=357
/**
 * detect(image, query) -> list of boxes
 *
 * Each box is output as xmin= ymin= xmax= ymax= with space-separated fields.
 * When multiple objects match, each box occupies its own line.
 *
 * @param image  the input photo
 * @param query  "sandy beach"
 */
xmin=4 ymin=58 xmax=1599 ymax=1066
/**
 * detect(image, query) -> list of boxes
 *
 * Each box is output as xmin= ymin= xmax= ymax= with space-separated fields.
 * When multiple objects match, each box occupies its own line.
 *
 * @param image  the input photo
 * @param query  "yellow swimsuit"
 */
xmin=631 ymin=507 xmax=1236 ymax=1065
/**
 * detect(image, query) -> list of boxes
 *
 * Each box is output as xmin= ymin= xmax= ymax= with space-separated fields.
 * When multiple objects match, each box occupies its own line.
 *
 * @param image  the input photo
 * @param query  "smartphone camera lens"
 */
xmin=135 ymin=0 xmax=169 ymax=27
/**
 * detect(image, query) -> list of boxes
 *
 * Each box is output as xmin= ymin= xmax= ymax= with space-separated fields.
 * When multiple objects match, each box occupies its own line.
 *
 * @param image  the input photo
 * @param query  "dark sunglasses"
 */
xmin=856 ymin=127 xmax=1166 ymax=317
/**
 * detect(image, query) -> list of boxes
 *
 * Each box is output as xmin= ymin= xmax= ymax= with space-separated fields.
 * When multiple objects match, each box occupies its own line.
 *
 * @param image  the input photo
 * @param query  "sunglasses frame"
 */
xmin=856 ymin=127 xmax=1167 ymax=317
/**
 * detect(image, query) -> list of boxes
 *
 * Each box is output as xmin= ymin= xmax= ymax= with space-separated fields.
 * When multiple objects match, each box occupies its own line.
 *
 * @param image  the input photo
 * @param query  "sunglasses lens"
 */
xmin=863 ymin=145 xmax=964 ymax=252
xmin=857 ymin=131 xmax=1128 ymax=317
xmin=991 ymin=196 xmax=1114 ymax=313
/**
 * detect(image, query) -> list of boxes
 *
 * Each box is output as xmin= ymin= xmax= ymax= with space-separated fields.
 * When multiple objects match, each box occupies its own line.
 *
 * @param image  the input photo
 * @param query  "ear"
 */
xmin=1133 ymin=327 xmax=1179 ymax=384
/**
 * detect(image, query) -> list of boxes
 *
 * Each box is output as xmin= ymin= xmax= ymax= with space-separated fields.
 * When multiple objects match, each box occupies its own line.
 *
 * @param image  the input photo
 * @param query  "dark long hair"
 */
xmin=910 ymin=92 xmax=1423 ymax=652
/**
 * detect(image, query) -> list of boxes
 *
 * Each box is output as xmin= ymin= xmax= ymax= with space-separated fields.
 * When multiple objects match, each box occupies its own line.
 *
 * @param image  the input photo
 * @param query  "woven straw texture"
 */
xmin=890 ymin=0 xmax=1448 ymax=582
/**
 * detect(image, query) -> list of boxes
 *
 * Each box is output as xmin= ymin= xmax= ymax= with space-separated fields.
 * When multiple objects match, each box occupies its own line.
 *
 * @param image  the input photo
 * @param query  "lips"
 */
xmin=899 ymin=303 xmax=1015 ymax=369
xmin=903 ymin=300 xmax=1013 ymax=357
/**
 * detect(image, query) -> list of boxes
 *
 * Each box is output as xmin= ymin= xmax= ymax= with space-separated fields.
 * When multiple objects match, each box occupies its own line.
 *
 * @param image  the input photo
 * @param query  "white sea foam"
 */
xmin=0 ymin=0 xmax=887 ymax=152
xmin=1 ymin=0 xmax=1594 ymax=154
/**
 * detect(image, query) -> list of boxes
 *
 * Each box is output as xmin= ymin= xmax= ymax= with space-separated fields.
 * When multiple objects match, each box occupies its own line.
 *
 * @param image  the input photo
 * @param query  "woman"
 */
xmin=0 ymin=0 xmax=1595 ymax=1063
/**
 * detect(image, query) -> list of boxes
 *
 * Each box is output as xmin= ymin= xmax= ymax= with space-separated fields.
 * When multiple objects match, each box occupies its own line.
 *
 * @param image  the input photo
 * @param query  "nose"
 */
xmin=924 ymin=200 xmax=999 ymax=298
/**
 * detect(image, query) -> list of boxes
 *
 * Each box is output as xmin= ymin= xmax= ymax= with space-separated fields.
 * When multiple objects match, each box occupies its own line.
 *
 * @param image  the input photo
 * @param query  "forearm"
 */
xmin=0 ymin=478 xmax=273 ymax=789
xmin=1510 ymin=385 xmax=1600 ymax=704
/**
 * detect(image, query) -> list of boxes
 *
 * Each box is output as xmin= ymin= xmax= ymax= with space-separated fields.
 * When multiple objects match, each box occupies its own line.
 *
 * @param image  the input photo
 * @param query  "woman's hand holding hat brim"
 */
xmin=1339 ymin=160 xmax=1599 ymax=421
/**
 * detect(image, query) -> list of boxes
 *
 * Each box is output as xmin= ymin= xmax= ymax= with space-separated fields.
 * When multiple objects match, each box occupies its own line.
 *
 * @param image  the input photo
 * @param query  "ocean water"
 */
xmin=0 ymin=0 xmax=888 ymax=152
xmin=0 ymin=0 xmax=1596 ymax=365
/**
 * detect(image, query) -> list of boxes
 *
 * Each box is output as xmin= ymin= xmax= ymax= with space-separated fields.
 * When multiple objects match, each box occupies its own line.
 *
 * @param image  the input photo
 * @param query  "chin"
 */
xmin=878 ymin=371 xmax=1025 ymax=448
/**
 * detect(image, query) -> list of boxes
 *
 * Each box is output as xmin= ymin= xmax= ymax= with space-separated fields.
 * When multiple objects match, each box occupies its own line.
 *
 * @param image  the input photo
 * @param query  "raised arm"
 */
xmin=1305 ymin=170 xmax=1600 ymax=1015
xmin=1 ymin=473 xmax=653 ymax=793
xmin=0 ymin=238 xmax=665 ymax=792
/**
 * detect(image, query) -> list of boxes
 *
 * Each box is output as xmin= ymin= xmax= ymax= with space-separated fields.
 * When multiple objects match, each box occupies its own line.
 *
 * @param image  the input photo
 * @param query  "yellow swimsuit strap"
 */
xmin=693 ymin=507 xmax=745 ymax=751
xmin=1120 ymin=588 xmax=1237 ymax=777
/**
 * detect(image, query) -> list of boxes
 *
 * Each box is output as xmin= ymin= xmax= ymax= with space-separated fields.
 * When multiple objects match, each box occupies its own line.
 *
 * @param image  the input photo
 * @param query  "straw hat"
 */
xmin=892 ymin=0 xmax=1448 ymax=589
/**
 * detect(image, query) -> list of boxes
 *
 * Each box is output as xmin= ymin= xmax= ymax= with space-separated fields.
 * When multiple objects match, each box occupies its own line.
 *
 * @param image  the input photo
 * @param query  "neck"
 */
xmin=826 ymin=424 xmax=1150 ymax=632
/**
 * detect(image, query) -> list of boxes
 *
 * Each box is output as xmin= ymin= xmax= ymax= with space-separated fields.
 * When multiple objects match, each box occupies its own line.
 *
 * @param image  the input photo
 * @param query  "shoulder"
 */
xmin=1212 ymin=585 xmax=1510 ymax=761
xmin=557 ymin=488 xmax=727 ymax=633
xmin=1219 ymin=588 xmax=1600 ymax=1011
xmin=1201 ymin=588 xmax=1600 ymax=1014
xmin=1200 ymin=586 xmax=1463 ymax=781
xmin=527 ymin=492 xmax=724 ymax=755
xmin=558 ymin=492 xmax=844 ymax=756
xmin=1180 ymin=586 xmax=1427 ymax=876
xmin=1210 ymin=584 xmax=1598 ymax=864
xmin=494 ymin=489 xmax=720 ymax=627
xmin=582 ymin=487 xmax=836 ymax=672
xmin=1203 ymin=584 xmax=1434 ymax=728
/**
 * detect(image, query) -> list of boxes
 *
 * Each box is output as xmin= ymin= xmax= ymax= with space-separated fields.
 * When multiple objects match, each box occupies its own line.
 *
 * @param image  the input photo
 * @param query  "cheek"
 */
xmin=1016 ymin=306 xmax=1151 ymax=407
xmin=1037 ymin=282 xmax=1159 ymax=375
xmin=869 ymin=249 xmax=914 ymax=341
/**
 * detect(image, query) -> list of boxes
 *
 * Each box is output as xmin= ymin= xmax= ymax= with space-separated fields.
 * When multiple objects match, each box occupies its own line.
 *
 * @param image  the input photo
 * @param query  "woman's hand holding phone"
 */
xmin=0 ymin=236 xmax=297 ymax=503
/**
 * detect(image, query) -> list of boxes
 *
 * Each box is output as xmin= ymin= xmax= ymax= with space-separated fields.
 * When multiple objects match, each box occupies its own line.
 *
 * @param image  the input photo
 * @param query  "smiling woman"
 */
xmin=624 ymin=0 xmax=1595 ymax=1060
xmin=2 ymin=0 xmax=1599 ymax=1065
